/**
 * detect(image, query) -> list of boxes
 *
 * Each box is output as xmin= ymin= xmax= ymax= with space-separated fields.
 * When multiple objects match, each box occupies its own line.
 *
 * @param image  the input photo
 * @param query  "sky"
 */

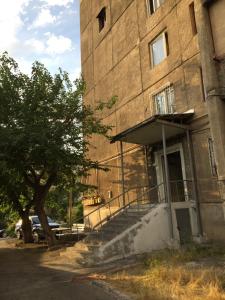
xmin=0 ymin=0 xmax=81 ymax=82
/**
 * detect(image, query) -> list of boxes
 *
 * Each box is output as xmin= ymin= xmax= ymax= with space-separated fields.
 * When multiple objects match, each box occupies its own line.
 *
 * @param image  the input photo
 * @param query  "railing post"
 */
xmin=88 ymin=215 xmax=91 ymax=231
xmin=162 ymin=124 xmax=174 ymax=239
xmin=98 ymin=209 xmax=102 ymax=229
xmin=108 ymin=201 xmax=112 ymax=217
xmin=186 ymin=129 xmax=203 ymax=235
xmin=120 ymin=141 xmax=126 ymax=206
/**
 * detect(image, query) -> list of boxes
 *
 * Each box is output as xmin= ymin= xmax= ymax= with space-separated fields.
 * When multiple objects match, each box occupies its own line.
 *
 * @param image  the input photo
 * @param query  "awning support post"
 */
xmin=162 ymin=124 xmax=174 ymax=239
xmin=120 ymin=141 xmax=126 ymax=206
xmin=186 ymin=129 xmax=203 ymax=236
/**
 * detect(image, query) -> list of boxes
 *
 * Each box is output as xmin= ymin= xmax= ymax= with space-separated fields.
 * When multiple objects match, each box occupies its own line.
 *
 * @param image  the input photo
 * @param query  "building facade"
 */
xmin=80 ymin=0 xmax=225 ymax=244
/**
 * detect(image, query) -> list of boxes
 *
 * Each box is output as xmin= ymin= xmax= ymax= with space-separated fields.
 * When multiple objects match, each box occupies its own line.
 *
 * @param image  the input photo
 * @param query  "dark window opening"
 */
xmin=189 ymin=2 xmax=197 ymax=35
xmin=148 ymin=0 xmax=164 ymax=15
xmin=165 ymin=31 xmax=169 ymax=55
xmin=97 ymin=7 xmax=106 ymax=32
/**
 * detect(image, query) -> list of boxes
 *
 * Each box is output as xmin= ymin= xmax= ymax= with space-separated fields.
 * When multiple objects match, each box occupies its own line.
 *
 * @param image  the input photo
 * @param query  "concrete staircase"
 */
xmin=59 ymin=203 xmax=162 ymax=267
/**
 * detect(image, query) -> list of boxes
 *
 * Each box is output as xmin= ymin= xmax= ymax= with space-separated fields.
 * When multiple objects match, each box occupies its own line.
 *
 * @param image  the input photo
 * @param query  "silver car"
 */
xmin=15 ymin=215 xmax=60 ymax=242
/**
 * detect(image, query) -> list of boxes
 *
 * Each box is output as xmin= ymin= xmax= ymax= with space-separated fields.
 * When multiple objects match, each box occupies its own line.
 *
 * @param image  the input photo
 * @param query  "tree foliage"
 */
xmin=0 ymin=53 xmax=113 ymax=246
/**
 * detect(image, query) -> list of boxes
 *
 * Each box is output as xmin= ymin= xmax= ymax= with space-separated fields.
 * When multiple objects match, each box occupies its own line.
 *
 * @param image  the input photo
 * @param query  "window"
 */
xmin=150 ymin=32 xmax=169 ymax=67
xmin=189 ymin=2 xmax=197 ymax=35
xmin=147 ymin=0 xmax=165 ymax=15
xmin=208 ymin=138 xmax=217 ymax=177
xmin=153 ymin=85 xmax=175 ymax=114
xmin=97 ymin=7 xmax=106 ymax=32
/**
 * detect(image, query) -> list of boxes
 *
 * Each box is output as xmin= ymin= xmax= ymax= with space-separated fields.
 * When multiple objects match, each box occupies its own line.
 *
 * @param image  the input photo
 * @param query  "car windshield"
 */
xmin=47 ymin=217 xmax=54 ymax=223
xmin=32 ymin=217 xmax=40 ymax=224
xmin=32 ymin=216 xmax=54 ymax=224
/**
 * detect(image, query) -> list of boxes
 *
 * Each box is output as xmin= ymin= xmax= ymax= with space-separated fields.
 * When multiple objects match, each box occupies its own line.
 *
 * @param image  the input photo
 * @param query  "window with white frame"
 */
xmin=149 ymin=32 xmax=169 ymax=67
xmin=147 ymin=0 xmax=165 ymax=15
xmin=153 ymin=85 xmax=175 ymax=115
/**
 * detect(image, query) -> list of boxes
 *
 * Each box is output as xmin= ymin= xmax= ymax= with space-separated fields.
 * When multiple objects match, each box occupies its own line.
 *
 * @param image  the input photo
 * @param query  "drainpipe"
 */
xmin=195 ymin=1 xmax=225 ymax=195
xmin=120 ymin=141 xmax=126 ymax=206
xmin=162 ymin=125 xmax=174 ymax=239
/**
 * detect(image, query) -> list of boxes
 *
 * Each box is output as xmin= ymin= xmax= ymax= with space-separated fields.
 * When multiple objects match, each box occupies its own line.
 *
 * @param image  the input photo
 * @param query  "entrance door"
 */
xmin=161 ymin=151 xmax=186 ymax=202
xmin=175 ymin=208 xmax=192 ymax=244
xmin=155 ymin=144 xmax=194 ymax=243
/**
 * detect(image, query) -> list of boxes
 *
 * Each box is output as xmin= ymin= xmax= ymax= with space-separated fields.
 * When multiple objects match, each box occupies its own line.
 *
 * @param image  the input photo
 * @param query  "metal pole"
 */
xmin=120 ymin=141 xmax=126 ymax=206
xmin=68 ymin=188 xmax=73 ymax=229
xmin=144 ymin=145 xmax=151 ymax=203
xmin=162 ymin=124 xmax=174 ymax=239
xmin=186 ymin=129 xmax=203 ymax=235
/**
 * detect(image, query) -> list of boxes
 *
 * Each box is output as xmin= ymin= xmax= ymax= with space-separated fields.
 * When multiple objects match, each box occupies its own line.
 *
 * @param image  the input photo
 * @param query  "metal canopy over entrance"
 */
xmin=110 ymin=113 xmax=193 ymax=145
xmin=110 ymin=112 xmax=202 ymax=240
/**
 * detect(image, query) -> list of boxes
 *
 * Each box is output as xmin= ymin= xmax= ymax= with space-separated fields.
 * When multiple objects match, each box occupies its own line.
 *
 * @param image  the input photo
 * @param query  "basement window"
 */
xmin=149 ymin=31 xmax=169 ymax=67
xmin=189 ymin=2 xmax=197 ymax=35
xmin=153 ymin=85 xmax=175 ymax=115
xmin=147 ymin=0 xmax=165 ymax=15
xmin=97 ymin=7 xmax=106 ymax=32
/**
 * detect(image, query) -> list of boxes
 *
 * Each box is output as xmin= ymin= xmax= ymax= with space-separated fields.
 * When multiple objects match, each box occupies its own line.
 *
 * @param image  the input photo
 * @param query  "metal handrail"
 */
xmin=72 ymin=179 xmax=194 ymax=237
xmin=92 ymin=183 xmax=165 ymax=231
xmin=79 ymin=185 xmax=148 ymax=223
xmin=71 ymin=186 xmax=148 ymax=234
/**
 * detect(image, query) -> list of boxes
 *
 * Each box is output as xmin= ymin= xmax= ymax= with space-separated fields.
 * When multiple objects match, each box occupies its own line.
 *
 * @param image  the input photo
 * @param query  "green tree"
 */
xmin=0 ymin=166 xmax=33 ymax=242
xmin=0 ymin=53 xmax=113 ymax=246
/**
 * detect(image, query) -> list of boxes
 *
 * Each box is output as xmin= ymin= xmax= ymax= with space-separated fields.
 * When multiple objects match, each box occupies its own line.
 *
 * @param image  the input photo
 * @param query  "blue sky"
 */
xmin=0 ymin=0 xmax=81 ymax=81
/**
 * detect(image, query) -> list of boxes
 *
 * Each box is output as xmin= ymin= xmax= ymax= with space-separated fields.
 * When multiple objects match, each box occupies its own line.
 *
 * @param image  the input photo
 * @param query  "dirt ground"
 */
xmin=0 ymin=239 xmax=124 ymax=300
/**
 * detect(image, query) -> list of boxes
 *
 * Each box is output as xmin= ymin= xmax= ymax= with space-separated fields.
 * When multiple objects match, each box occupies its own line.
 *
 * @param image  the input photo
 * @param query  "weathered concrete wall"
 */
xmin=98 ymin=204 xmax=171 ymax=261
xmin=200 ymin=203 xmax=225 ymax=241
xmin=80 ymin=0 xmax=225 ymax=242
xmin=209 ymin=0 xmax=225 ymax=58
xmin=84 ymin=206 xmax=118 ymax=229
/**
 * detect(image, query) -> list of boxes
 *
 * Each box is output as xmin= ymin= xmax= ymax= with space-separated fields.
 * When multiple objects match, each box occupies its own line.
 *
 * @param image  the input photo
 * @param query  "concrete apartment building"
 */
xmin=80 ymin=0 xmax=225 ymax=253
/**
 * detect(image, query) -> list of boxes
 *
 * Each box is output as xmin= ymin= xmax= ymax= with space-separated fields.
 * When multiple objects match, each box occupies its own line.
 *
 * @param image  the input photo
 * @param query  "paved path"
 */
xmin=0 ymin=239 xmax=120 ymax=300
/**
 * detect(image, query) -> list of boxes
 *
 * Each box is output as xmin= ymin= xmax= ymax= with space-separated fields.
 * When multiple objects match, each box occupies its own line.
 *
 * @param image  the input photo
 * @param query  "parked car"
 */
xmin=15 ymin=215 xmax=60 ymax=242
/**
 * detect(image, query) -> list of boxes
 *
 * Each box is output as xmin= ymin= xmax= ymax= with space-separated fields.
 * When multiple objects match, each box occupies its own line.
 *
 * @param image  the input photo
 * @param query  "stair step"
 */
xmin=58 ymin=202 xmax=158 ymax=266
xmin=127 ymin=207 xmax=151 ymax=212
xmin=125 ymin=211 xmax=148 ymax=216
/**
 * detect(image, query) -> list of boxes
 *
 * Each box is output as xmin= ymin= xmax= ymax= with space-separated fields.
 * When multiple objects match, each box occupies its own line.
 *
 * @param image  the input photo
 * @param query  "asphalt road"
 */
xmin=0 ymin=239 xmax=120 ymax=300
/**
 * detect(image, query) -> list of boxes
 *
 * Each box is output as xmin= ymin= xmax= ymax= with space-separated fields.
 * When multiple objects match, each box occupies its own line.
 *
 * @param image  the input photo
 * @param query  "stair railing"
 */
xmin=72 ymin=179 xmax=193 ymax=238
xmin=72 ymin=183 xmax=165 ymax=236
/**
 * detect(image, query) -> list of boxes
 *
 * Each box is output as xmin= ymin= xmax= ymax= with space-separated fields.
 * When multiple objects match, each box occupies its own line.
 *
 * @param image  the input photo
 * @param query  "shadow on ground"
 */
xmin=0 ymin=239 xmax=118 ymax=300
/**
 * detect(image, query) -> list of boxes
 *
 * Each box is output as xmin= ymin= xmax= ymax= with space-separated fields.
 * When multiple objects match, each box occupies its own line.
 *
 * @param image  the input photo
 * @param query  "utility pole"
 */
xmin=68 ymin=188 xmax=73 ymax=229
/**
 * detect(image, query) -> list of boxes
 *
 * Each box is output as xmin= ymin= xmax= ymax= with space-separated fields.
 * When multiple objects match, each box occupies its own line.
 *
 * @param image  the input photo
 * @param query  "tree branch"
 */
xmin=23 ymin=172 xmax=36 ymax=189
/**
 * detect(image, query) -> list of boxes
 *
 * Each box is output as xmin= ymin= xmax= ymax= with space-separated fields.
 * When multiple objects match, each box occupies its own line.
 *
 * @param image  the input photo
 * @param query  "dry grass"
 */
xmin=106 ymin=245 xmax=225 ymax=300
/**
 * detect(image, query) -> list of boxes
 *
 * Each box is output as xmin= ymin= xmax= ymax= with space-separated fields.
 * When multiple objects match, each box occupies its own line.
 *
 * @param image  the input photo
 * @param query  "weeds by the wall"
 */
xmin=106 ymin=244 xmax=225 ymax=300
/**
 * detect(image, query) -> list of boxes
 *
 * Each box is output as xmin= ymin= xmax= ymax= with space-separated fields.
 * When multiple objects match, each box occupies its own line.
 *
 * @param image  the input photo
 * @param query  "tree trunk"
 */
xmin=36 ymin=203 xmax=57 ymax=247
xmin=21 ymin=213 xmax=33 ymax=243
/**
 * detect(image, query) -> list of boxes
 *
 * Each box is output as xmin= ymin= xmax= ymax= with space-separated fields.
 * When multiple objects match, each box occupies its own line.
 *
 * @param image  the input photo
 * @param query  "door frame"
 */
xmin=154 ymin=143 xmax=198 ymax=242
xmin=154 ymin=143 xmax=188 ymax=203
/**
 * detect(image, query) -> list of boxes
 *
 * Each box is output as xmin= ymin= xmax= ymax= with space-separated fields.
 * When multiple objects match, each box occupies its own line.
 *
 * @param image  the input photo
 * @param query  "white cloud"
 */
xmin=41 ymin=0 xmax=73 ymax=7
xmin=25 ymin=38 xmax=45 ymax=54
xmin=0 ymin=0 xmax=30 ymax=53
xmin=31 ymin=8 xmax=56 ymax=28
xmin=22 ymin=34 xmax=73 ymax=57
xmin=46 ymin=34 xmax=72 ymax=55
